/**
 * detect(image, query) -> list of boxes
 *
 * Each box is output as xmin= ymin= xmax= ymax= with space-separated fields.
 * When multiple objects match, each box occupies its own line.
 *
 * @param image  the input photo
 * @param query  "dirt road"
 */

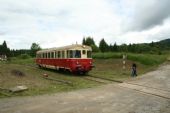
xmin=0 ymin=64 xmax=170 ymax=113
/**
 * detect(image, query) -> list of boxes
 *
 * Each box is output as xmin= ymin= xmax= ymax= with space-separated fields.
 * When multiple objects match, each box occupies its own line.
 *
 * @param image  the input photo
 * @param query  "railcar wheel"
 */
xmin=78 ymin=71 xmax=87 ymax=75
xmin=38 ymin=65 xmax=42 ymax=68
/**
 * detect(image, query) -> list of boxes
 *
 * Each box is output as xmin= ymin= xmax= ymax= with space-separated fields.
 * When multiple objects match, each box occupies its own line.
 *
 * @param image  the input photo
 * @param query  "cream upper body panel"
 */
xmin=37 ymin=44 xmax=92 ymax=54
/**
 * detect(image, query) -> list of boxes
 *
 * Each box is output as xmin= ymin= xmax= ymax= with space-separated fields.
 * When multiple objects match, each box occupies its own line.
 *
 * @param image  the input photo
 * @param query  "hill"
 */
xmin=159 ymin=38 xmax=170 ymax=44
xmin=158 ymin=39 xmax=170 ymax=47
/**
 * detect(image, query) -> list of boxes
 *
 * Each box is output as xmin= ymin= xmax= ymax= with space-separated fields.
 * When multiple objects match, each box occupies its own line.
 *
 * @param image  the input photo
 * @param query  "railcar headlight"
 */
xmin=76 ymin=61 xmax=79 ymax=65
xmin=89 ymin=61 xmax=92 ymax=64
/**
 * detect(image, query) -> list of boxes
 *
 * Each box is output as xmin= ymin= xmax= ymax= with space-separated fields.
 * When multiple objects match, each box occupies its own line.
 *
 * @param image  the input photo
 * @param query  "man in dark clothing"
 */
xmin=131 ymin=63 xmax=137 ymax=77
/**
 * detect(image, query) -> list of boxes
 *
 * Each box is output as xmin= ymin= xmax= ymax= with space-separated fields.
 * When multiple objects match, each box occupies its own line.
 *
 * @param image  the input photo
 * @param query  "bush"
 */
xmin=127 ymin=53 xmax=166 ymax=65
xmin=18 ymin=54 xmax=31 ymax=59
xmin=92 ymin=52 xmax=123 ymax=59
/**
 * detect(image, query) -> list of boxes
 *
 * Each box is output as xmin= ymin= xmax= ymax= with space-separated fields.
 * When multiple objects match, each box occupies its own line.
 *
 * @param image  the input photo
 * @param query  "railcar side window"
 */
xmin=62 ymin=51 xmax=65 ymax=58
xmin=66 ymin=50 xmax=69 ymax=58
xmin=69 ymin=50 xmax=73 ymax=58
xmin=39 ymin=54 xmax=41 ymax=58
xmin=58 ymin=51 xmax=61 ymax=58
xmin=42 ymin=53 xmax=45 ymax=58
xmin=45 ymin=53 xmax=48 ymax=58
xmin=54 ymin=52 xmax=55 ymax=58
xmin=38 ymin=54 xmax=40 ymax=58
xmin=87 ymin=51 xmax=92 ymax=58
xmin=48 ymin=52 xmax=50 ymax=58
xmin=51 ymin=52 xmax=54 ymax=58
xmin=55 ymin=51 xmax=58 ymax=58
xmin=43 ymin=53 xmax=45 ymax=58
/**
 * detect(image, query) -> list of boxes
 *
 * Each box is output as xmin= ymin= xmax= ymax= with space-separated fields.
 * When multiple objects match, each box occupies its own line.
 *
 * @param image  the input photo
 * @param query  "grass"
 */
xmin=89 ymin=59 xmax=155 ymax=81
xmin=1 ymin=52 xmax=168 ymax=98
xmin=127 ymin=53 xmax=167 ymax=65
xmin=92 ymin=52 xmax=122 ymax=59
xmin=93 ymin=52 xmax=167 ymax=65
xmin=8 ymin=57 xmax=35 ymax=65
xmin=0 ymin=63 xmax=99 ymax=98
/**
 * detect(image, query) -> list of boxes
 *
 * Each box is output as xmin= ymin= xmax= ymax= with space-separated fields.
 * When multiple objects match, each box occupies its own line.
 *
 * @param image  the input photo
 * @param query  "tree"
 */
xmin=82 ymin=37 xmax=86 ymax=45
xmin=2 ymin=41 xmax=7 ymax=49
xmin=30 ymin=43 xmax=41 ymax=57
xmin=82 ymin=36 xmax=99 ymax=52
xmin=91 ymin=45 xmax=100 ymax=52
xmin=119 ymin=44 xmax=128 ymax=52
xmin=0 ymin=41 xmax=10 ymax=57
xmin=83 ymin=37 xmax=95 ymax=46
xmin=113 ymin=42 xmax=118 ymax=52
xmin=99 ymin=38 xmax=109 ymax=52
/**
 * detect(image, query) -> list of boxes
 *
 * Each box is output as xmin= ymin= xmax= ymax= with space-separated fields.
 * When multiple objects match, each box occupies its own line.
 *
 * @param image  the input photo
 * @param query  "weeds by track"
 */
xmin=15 ymin=64 xmax=74 ymax=85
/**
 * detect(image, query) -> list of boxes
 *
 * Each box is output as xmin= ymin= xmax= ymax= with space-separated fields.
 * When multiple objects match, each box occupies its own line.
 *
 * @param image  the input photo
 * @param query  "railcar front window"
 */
xmin=87 ymin=51 xmax=92 ymax=58
xmin=75 ymin=50 xmax=81 ymax=58
xmin=67 ymin=50 xmax=81 ymax=58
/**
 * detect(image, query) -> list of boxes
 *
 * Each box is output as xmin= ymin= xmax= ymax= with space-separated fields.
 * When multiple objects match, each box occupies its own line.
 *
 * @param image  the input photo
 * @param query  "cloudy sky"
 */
xmin=0 ymin=0 xmax=170 ymax=49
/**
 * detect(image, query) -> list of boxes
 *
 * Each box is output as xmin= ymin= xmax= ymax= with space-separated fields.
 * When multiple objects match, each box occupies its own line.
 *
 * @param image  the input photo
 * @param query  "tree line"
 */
xmin=0 ymin=42 xmax=41 ymax=58
xmin=0 ymin=37 xmax=169 ymax=58
xmin=82 ymin=37 xmax=170 ymax=54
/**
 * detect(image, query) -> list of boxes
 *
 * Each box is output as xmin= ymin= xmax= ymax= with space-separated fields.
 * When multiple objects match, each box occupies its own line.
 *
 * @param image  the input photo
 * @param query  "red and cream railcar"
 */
xmin=36 ymin=44 xmax=93 ymax=74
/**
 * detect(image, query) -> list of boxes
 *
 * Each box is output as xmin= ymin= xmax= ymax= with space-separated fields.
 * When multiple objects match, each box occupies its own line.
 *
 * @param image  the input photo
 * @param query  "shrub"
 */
xmin=92 ymin=52 xmax=122 ymax=59
xmin=127 ymin=53 xmax=166 ymax=65
xmin=18 ymin=54 xmax=31 ymax=59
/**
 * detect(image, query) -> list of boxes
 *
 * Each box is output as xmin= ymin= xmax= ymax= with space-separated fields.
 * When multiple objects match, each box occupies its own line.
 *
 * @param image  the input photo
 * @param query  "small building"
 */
xmin=0 ymin=54 xmax=7 ymax=61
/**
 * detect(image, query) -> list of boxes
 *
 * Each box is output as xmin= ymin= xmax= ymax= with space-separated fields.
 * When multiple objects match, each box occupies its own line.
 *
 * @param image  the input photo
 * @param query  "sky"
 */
xmin=0 ymin=0 xmax=170 ymax=49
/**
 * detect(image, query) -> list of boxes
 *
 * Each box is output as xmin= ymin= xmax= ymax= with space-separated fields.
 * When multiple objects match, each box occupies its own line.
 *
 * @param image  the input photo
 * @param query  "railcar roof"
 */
xmin=37 ymin=44 xmax=92 ymax=53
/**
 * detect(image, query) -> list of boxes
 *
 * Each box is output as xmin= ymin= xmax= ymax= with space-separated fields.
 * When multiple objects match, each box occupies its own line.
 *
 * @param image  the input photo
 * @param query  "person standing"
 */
xmin=131 ymin=63 xmax=137 ymax=77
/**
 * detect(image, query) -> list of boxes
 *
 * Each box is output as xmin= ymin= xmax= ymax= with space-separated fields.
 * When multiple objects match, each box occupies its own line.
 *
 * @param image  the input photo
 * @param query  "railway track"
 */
xmin=83 ymin=75 xmax=123 ymax=84
xmin=119 ymin=83 xmax=170 ymax=99
xmin=83 ymin=76 xmax=170 ymax=100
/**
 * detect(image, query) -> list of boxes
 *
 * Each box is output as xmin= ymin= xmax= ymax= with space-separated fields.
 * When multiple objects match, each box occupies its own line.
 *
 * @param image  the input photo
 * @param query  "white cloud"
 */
xmin=0 ymin=0 xmax=170 ymax=49
xmin=116 ymin=18 xmax=170 ymax=44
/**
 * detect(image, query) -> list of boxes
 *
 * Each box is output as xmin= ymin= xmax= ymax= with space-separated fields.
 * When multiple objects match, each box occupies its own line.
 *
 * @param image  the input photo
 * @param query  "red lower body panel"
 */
xmin=36 ymin=58 xmax=93 ymax=73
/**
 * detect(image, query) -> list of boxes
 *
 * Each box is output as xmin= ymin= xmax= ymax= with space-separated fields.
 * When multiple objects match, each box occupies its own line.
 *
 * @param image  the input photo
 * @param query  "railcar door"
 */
xmin=82 ymin=50 xmax=87 ymax=59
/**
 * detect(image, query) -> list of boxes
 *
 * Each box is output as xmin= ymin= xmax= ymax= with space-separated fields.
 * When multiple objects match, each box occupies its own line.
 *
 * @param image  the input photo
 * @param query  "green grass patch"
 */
xmin=92 ymin=52 xmax=122 ymax=59
xmin=127 ymin=53 xmax=167 ymax=65
xmin=93 ymin=52 xmax=167 ymax=65
xmin=8 ymin=57 xmax=35 ymax=65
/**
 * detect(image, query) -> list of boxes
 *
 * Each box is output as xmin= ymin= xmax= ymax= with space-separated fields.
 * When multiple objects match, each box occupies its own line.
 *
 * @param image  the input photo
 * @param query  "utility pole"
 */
xmin=122 ymin=54 xmax=127 ymax=72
